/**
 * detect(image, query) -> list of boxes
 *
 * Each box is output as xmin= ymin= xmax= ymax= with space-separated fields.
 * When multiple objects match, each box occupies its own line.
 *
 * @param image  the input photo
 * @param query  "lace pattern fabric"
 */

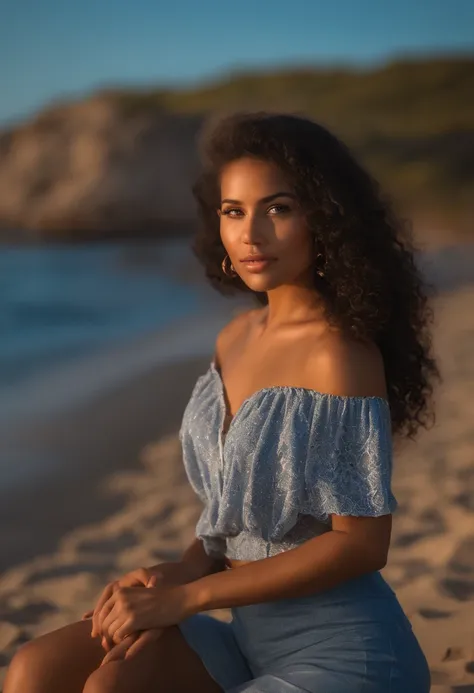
xmin=179 ymin=361 xmax=398 ymax=561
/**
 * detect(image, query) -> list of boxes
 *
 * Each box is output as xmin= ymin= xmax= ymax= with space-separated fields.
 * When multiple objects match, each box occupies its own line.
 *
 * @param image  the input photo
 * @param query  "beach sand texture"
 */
xmin=0 ymin=283 xmax=473 ymax=692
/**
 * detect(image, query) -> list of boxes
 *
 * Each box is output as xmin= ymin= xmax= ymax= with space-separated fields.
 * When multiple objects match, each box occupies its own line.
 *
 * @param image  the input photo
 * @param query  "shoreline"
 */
xmin=0 ymin=353 xmax=210 ymax=572
xmin=0 ymin=288 xmax=250 ymax=491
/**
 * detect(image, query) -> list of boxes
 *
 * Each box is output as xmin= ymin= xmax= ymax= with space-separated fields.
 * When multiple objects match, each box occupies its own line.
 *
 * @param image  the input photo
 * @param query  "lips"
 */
xmin=239 ymin=255 xmax=276 ymax=274
xmin=240 ymin=255 xmax=275 ymax=263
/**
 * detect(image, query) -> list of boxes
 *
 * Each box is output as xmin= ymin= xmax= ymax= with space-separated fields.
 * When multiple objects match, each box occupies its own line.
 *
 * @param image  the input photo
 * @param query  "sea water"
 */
xmin=0 ymin=239 xmax=241 ymax=423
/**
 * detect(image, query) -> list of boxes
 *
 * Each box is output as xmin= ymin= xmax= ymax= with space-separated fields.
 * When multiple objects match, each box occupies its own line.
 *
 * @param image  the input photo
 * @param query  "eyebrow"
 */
xmin=221 ymin=192 xmax=297 ymax=205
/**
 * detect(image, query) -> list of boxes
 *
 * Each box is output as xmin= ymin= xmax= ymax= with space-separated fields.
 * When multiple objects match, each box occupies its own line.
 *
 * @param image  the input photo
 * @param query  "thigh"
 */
xmin=83 ymin=624 xmax=223 ymax=693
xmin=4 ymin=619 xmax=105 ymax=693
xmin=5 ymin=620 xmax=222 ymax=693
xmin=232 ymin=623 xmax=430 ymax=693
xmin=179 ymin=614 xmax=253 ymax=691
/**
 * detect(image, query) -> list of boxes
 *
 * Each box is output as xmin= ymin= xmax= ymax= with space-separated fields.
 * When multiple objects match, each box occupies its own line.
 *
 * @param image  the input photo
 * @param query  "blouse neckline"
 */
xmin=209 ymin=359 xmax=389 ymax=442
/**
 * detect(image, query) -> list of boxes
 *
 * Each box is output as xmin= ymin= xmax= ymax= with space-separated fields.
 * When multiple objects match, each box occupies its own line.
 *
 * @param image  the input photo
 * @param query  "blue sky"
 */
xmin=1 ymin=0 xmax=473 ymax=125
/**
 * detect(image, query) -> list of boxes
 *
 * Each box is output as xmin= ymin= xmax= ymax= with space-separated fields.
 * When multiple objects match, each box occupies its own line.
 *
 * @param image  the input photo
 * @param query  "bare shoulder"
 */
xmin=214 ymin=306 xmax=262 ymax=366
xmin=307 ymin=331 xmax=387 ymax=399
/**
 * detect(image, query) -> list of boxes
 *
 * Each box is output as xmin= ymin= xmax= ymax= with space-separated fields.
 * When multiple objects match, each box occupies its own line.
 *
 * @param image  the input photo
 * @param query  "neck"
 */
xmin=263 ymin=274 xmax=327 ymax=330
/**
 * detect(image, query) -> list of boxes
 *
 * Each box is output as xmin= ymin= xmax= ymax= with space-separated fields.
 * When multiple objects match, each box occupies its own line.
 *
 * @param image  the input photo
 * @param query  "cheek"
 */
xmin=219 ymin=224 xmax=229 ymax=253
xmin=277 ymin=218 xmax=312 ymax=258
xmin=220 ymin=222 xmax=239 ymax=255
xmin=219 ymin=219 xmax=236 ymax=248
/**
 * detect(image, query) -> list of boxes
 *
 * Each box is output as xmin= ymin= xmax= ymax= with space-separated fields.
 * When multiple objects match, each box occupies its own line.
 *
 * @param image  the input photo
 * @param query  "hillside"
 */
xmin=1 ymin=55 xmax=472 ymax=242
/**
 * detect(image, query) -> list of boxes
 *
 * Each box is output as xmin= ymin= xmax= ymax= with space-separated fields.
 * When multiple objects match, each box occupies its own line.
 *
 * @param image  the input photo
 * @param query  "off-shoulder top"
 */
xmin=179 ymin=360 xmax=398 ymax=561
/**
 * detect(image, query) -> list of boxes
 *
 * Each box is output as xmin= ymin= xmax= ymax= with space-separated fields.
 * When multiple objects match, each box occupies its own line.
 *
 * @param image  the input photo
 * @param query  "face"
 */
xmin=218 ymin=157 xmax=314 ymax=293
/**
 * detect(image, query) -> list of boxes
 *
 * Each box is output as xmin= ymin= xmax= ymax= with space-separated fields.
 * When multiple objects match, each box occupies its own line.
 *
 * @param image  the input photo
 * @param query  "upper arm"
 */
xmin=307 ymin=337 xmax=391 ymax=565
xmin=331 ymin=514 xmax=392 ymax=568
xmin=307 ymin=337 xmax=388 ymax=399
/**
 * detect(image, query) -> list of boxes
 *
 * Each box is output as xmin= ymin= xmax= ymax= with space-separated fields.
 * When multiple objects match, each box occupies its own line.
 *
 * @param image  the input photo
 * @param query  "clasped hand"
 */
xmin=84 ymin=562 xmax=197 ymax=665
xmin=97 ymin=580 xmax=190 ymax=644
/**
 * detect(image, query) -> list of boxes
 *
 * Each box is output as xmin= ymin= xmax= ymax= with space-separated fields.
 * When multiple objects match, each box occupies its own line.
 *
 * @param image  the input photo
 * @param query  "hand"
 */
xmin=89 ymin=567 xmax=152 ymax=649
xmin=89 ymin=562 xmax=197 ymax=648
xmin=100 ymin=576 xmax=164 ymax=666
xmin=97 ymin=579 xmax=193 ymax=644
xmin=100 ymin=628 xmax=163 ymax=666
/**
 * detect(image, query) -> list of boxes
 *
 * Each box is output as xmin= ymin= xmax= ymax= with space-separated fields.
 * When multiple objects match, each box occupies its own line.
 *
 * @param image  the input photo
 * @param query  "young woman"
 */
xmin=5 ymin=112 xmax=439 ymax=693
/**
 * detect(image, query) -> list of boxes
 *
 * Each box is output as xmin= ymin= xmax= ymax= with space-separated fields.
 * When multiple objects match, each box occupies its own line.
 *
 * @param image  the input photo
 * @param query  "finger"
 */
xmin=100 ymin=634 xmax=138 ymax=666
xmin=100 ymin=624 xmax=116 ymax=653
xmin=101 ymin=633 xmax=115 ymax=653
xmin=92 ymin=582 xmax=116 ymax=637
xmin=125 ymin=630 xmax=163 ymax=660
xmin=110 ymin=617 xmax=127 ymax=644
xmin=92 ymin=582 xmax=115 ymax=636
xmin=146 ymin=575 xmax=157 ymax=588
xmin=99 ymin=610 xmax=118 ymax=652
xmin=97 ymin=592 xmax=119 ymax=638
xmin=99 ymin=614 xmax=117 ymax=650
xmin=82 ymin=610 xmax=93 ymax=620
xmin=102 ymin=606 xmax=129 ymax=646
xmin=100 ymin=603 xmax=120 ymax=641
xmin=109 ymin=616 xmax=137 ymax=643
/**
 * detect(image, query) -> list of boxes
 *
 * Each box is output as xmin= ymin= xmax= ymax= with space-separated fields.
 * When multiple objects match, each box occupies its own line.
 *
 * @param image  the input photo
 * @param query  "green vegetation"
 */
xmin=99 ymin=55 xmax=474 ymax=238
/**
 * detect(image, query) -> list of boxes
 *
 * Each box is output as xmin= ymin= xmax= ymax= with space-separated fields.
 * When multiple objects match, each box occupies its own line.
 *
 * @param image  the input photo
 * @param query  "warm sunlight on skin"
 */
xmin=218 ymin=157 xmax=313 ymax=295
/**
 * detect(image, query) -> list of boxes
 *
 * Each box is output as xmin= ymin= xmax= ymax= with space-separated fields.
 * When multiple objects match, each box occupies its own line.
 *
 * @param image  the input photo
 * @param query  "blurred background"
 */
xmin=0 ymin=1 xmax=473 ymax=689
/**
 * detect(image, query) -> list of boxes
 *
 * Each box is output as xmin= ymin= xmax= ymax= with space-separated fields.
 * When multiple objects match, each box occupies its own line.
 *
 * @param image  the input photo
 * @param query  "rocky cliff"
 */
xmin=1 ymin=55 xmax=473 ymax=244
xmin=0 ymin=97 xmax=204 ymax=240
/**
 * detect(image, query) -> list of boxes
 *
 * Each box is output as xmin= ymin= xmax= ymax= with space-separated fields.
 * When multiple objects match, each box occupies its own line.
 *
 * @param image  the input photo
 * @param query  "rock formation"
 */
xmin=0 ymin=97 xmax=204 ymax=240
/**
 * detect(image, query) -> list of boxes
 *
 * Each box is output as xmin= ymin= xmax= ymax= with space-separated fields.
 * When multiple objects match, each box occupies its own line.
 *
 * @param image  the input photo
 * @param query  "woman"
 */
xmin=5 ymin=112 xmax=439 ymax=693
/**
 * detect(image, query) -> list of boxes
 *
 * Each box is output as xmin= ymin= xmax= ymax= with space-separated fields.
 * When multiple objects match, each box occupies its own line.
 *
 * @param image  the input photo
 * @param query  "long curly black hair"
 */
xmin=192 ymin=111 xmax=440 ymax=439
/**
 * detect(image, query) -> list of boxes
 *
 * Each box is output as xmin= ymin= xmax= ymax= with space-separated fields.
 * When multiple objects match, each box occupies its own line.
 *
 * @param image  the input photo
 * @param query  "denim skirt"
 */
xmin=178 ymin=572 xmax=431 ymax=693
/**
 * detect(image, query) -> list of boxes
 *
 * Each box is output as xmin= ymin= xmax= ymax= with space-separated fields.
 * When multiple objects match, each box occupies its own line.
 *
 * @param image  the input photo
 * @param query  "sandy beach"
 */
xmin=1 ymin=256 xmax=474 ymax=691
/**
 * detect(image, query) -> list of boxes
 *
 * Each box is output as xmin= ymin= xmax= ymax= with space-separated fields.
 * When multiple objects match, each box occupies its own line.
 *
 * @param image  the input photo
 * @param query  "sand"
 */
xmin=1 ymin=280 xmax=474 ymax=691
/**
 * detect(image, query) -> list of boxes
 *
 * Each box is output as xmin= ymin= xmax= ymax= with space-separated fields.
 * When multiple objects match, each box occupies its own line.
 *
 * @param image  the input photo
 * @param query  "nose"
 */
xmin=241 ymin=210 xmax=265 ymax=246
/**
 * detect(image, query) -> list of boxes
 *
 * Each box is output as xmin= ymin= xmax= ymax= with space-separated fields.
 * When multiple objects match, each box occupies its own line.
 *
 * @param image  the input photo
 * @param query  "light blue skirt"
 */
xmin=178 ymin=572 xmax=430 ymax=693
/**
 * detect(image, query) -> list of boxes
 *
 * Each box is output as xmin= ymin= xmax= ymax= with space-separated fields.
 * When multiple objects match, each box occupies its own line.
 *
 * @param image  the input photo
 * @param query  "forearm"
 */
xmin=188 ymin=530 xmax=385 ymax=612
xmin=179 ymin=538 xmax=226 ymax=581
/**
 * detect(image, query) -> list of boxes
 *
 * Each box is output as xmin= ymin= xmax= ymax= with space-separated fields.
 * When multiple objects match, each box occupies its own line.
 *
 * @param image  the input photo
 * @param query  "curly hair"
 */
xmin=192 ymin=111 xmax=440 ymax=440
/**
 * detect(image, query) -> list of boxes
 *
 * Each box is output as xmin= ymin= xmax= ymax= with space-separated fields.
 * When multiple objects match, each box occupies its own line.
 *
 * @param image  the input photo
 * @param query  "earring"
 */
xmin=314 ymin=238 xmax=324 ymax=277
xmin=221 ymin=254 xmax=237 ymax=277
xmin=315 ymin=251 xmax=325 ymax=278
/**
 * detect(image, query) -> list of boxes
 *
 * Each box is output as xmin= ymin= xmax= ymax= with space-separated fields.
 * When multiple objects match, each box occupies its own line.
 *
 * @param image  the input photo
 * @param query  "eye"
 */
xmin=267 ymin=204 xmax=290 ymax=215
xmin=221 ymin=207 xmax=243 ymax=218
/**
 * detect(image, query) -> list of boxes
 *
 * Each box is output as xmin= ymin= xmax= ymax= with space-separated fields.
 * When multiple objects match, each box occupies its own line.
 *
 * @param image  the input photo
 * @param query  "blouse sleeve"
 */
xmin=304 ymin=395 xmax=398 ymax=522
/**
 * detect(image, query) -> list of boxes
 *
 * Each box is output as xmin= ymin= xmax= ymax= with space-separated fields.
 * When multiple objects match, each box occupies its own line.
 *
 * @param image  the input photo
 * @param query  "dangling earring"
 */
xmin=315 ymin=253 xmax=325 ymax=277
xmin=314 ymin=238 xmax=326 ymax=278
xmin=221 ymin=254 xmax=237 ymax=278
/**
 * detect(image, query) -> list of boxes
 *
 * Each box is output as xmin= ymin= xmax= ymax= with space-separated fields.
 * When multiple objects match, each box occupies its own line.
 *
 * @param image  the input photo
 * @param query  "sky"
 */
xmin=0 ymin=0 xmax=473 ymax=126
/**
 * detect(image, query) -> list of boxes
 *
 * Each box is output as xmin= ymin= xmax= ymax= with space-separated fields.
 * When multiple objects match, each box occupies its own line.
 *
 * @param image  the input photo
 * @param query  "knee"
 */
xmin=4 ymin=641 xmax=45 ymax=691
xmin=83 ymin=664 xmax=125 ymax=693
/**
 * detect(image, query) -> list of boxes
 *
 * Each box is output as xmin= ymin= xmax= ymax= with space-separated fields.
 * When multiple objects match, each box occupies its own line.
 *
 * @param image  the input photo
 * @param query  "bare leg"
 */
xmin=83 ymin=624 xmax=222 ymax=693
xmin=4 ymin=619 xmax=222 ymax=693
xmin=4 ymin=620 xmax=103 ymax=693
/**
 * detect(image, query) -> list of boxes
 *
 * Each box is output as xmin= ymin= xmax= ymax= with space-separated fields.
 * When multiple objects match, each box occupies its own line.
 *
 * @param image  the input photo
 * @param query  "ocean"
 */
xmin=0 ymin=238 xmax=247 ymax=494
xmin=0 ymin=242 xmax=200 ymax=386
xmin=0 ymin=239 xmax=244 ymax=425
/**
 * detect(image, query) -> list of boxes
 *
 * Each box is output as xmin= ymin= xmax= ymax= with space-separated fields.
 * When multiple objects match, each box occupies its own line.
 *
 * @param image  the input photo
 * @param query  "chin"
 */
xmin=240 ymin=274 xmax=285 ymax=293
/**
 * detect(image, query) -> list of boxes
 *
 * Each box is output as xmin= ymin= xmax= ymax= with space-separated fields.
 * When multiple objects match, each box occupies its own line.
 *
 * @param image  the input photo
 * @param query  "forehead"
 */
xmin=220 ymin=157 xmax=291 ymax=200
